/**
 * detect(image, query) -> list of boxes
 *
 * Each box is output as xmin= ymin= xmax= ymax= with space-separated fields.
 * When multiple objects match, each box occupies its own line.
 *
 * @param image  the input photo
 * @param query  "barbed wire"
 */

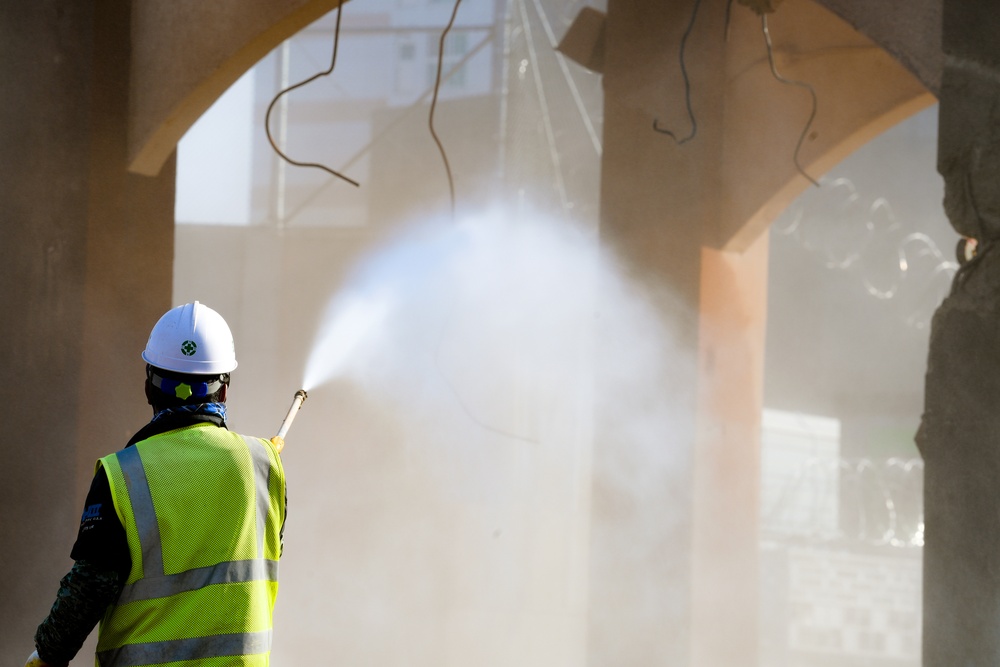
xmin=773 ymin=176 xmax=957 ymax=330
xmin=762 ymin=457 xmax=924 ymax=548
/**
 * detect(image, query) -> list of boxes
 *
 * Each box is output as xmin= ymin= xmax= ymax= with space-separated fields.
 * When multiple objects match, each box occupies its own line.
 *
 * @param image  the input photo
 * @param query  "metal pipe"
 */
xmin=271 ymin=389 xmax=307 ymax=453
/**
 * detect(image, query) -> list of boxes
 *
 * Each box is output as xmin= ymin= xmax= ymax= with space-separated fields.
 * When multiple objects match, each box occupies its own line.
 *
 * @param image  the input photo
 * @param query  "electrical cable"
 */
xmin=724 ymin=0 xmax=735 ymax=41
xmin=528 ymin=0 xmax=602 ymax=155
xmin=761 ymin=14 xmax=819 ymax=187
xmin=429 ymin=0 xmax=539 ymax=443
xmin=653 ymin=0 xmax=700 ymax=144
xmin=281 ymin=32 xmax=494 ymax=225
xmin=519 ymin=0 xmax=571 ymax=213
xmin=497 ymin=1 xmax=514 ymax=180
xmin=433 ymin=298 xmax=539 ymax=446
xmin=264 ymin=4 xmax=360 ymax=188
xmin=429 ymin=0 xmax=464 ymax=218
xmin=436 ymin=350 xmax=539 ymax=445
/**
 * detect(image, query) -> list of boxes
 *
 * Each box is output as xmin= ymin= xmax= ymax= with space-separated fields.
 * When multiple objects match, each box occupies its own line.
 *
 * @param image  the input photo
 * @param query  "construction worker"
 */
xmin=25 ymin=302 xmax=287 ymax=667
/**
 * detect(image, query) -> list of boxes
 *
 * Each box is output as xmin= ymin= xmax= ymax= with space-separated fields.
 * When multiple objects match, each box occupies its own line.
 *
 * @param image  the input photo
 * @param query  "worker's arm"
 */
xmin=32 ymin=466 xmax=130 ymax=665
xmin=33 ymin=560 xmax=123 ymax=665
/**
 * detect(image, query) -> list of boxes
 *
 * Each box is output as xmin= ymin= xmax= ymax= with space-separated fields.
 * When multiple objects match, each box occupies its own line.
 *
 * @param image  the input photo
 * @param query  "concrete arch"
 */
xmin=594 ymin=1 xmax=939 ymax=663
xmin=814 ymin=0 xmax=942 ymax=94
xmin=735 ymin=89 xmax=935 ymax=251
xmin=0 ymin=1 xmax=963 ymax=665
xmin=128 ymin=0 xmax=344 ymax=176
xmin=716 ymin=0 xmax=935 ymax=250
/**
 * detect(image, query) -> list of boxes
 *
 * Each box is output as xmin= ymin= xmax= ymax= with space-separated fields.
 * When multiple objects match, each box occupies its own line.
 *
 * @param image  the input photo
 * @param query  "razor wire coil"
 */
xmin=761 ymin=457 xmax=924 ymax=549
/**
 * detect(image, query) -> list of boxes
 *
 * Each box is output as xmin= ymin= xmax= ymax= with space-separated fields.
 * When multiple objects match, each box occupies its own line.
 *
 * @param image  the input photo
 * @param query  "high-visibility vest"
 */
xmin=94 ymin=423 xmax=286 ymax=667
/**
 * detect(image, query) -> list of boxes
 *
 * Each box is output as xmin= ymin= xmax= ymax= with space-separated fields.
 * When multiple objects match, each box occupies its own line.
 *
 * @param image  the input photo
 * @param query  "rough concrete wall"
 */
xmin=128 ymin=0 xmax=342 ymax=175
xmin=73 ymin=1 xmax=177 ymax=498
xmin=918 ymin=0 xmax=1000 ymax=664
xmin=815 ymin=0 xmax=942 ymax=94
xmin=0 ymin=2 xmax=176 ymax=663
xmin=0 ymin=3 xmax=93 ymax=663
xmin=918 ymin=253 xmax=1000 ymax=665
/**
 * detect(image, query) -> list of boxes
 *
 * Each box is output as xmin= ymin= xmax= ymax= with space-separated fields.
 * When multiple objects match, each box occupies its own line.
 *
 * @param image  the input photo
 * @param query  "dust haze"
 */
xmin=275 ymin=208 xmax=693 ymax=665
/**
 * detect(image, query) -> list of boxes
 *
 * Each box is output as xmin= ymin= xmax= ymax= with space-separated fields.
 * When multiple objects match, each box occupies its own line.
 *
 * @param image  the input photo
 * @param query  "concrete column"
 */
xmin=0 ymin=4 xmax=94 ymax=662
xmin=691 ymin=237 xmax=768 ymax=667
xmin=0 ymin=2 xmax=175 ymax=663
xmin=919 ymin=1 xmax=1000 ymax=664
xmin=74 ymin=0 xmax=176 ymax=498
xmin=588 ymin=1 xmax=729 ymax=665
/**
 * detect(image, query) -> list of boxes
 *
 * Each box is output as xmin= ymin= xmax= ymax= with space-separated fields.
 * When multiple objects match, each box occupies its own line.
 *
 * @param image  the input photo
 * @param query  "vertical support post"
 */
xmin=0 ymin=2 xmax=175 ymax=661
xmin=75 ymin=0 xmax=176 ymax=498
xmin=691 ymin=237 xmax=768 ymax=667
xmin=588 ymin=3 xmax=703 ymax=665
xmin=0 ymin=4 xmax=94 ymax=661
xmin=589 ymin=1 xmax=763 ymax=665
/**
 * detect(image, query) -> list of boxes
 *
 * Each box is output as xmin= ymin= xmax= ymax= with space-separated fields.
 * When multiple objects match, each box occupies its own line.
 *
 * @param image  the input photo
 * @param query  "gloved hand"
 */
xmin=24 ymin=650 xmax=66 ymax=667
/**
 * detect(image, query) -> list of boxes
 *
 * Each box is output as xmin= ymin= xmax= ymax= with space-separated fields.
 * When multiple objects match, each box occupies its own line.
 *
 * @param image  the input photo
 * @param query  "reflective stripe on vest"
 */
xmin=115 ymin=557 xmax=279 ymax=607
xmin=97 ymin=427 xmax=282 ymax=666
xmin=98 ymin=630 xmax=273 ymax=667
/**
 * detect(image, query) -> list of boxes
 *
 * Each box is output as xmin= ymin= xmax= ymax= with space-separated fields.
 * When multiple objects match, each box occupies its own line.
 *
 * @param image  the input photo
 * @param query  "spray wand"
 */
xmin=271 ymin=389 xmax=308 ymax=453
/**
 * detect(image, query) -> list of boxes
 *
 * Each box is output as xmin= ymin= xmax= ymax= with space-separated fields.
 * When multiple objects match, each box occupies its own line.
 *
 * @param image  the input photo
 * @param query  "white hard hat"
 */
xmin=142 ymin=301 xmax=238 ymax=375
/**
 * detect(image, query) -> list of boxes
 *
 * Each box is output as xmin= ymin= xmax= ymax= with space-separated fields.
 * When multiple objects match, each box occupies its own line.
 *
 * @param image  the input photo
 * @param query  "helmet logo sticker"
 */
xmin=180 ymin=340 xmax=198 ymax=356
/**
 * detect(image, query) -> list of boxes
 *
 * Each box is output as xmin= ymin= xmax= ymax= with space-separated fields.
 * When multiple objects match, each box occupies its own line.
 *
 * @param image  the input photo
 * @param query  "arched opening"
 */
xmin=174 ymin=4 xmax=603 ymax=664
xmin=170 ymin=1 xmax=940 ymax=665
xmin=0 ymin=1 xmax=968 ymax=665
xmin=127 ymin=0 xmax=343 ymax=176
xmin=760 ymin=105 xmax=949 ymax=666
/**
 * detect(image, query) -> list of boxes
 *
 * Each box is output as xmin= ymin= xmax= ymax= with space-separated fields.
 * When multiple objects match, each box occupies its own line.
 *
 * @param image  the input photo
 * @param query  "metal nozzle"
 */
xmin=272 ymin=390 xmax=308 ymax=453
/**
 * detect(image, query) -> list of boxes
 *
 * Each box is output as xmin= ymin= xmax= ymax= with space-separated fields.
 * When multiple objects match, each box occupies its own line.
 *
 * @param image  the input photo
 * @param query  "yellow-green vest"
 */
xmin=94 ymin=423 xmax=286 ymax=667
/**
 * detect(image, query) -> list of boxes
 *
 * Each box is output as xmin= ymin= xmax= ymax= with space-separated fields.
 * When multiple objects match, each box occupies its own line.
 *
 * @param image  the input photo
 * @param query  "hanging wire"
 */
xmin=264 ymin=4 xmax=360 ymax=188
xmin=761 ymin=14 xmax=819 ymax=187
xmin=429 ymin=0 xmax=539 ymax=444
xmin=653 ymin=0 xmax=700 ymax=144
xmin=433 ymin=292 xmax=538 ymax=446
xmin=281 ymin=33 xmax=493 ymax=225
xmin=437 ymin=347 xmax=539 ymax=445
xmin=528 ymin=0 xmax=602 ymax=155
xmin=724 ymin=0 xmax=735 ymax=41
xmin=429 ymin=0 xmax=464 ymax=218
xmin=519 ymin=0 xmax=571 ymax=213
